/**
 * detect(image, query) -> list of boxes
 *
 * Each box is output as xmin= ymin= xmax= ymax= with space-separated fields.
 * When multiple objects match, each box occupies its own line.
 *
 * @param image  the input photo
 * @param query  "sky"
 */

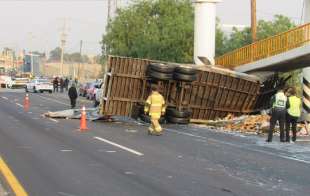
xmin=0 ymin=0 xmax=305 ymax=56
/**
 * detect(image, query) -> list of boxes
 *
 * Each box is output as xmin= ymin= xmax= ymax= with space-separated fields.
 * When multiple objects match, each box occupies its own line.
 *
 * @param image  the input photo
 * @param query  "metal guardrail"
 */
xmin=215 ymin=23 xmax=310 ymax=69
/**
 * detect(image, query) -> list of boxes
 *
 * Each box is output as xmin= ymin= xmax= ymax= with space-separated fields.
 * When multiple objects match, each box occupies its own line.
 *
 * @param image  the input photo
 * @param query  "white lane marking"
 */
xmin=1 ymin=96 xmax=8 ymax=100
xmin=297 ymin=140 xmax=310 ymax=142
xmin=15 ymin=103 xmax=24 ymax=108
xmin=58 ymin=192 xmax=76 ymax=196
xmin=125 ymin=129 xmax=138 ymax=133
xmin=35 ymin=94 xmax=70 ymax=106
xmin=49 ymin=118 xmax=59 ymax=123
xmin=165 ymin=128 xmax=310 ymax=165
xmin=94 ymin=136 xmax=144 ymax=156
xmin=60 ymin=150 xmax=72 ymax=152
xmin=125 ymin=171 xmax=134 ymax=175
xmin=106 ymin=150 xmax=116 ymax=153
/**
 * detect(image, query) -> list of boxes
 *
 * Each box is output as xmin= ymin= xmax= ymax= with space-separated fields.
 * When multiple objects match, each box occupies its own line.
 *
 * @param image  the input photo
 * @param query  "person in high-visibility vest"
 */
xmin=266 ymin=88 xmax=287 ymax=142
xmin=285 ymin=87 xmax=302 ymax=142
xmin=144 ymin=85 xmax=166 ymax=135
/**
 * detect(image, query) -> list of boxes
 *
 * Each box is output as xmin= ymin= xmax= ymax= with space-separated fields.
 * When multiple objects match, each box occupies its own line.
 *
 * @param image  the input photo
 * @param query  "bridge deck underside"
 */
xmin=235 ymin=45 xmax=310 ymax=73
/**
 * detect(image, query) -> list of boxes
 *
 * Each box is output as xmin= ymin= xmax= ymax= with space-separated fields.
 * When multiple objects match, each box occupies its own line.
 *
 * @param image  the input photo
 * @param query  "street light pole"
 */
xmin=251 ymin=0 xmax=257 ymax=42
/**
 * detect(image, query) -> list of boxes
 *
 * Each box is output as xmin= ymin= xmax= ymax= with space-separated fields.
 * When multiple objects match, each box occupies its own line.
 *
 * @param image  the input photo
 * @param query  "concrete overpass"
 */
xmin=213 ymin=0 xmax=310 ymax=121
xmin=215 ymin=22 xmax=310 ymax=74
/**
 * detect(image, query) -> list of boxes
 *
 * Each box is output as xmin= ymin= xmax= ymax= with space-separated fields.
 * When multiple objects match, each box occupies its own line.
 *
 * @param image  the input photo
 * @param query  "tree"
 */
xmin=49 ymin=48 xmax=90 ymax=63
xmin=218 ymin=15 xmax=296 ymax=56
xmin=102 ymin=0 xmax=194 ymax=63
xmin=49 ymin=47 xmax=62 ymax=62
xmin=215 ymin=18 xmax=227 ymax=56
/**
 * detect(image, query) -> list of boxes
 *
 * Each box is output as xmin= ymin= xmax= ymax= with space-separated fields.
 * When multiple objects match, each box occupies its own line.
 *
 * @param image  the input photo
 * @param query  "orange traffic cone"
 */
xmin=79 ymin=106 xmax=88 ymax=131
xmin=24 ymin=94 xmax=30 ymax=112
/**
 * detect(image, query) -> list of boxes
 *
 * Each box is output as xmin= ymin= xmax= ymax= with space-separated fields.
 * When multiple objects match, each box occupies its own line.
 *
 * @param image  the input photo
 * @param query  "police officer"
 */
xmin=68 ymin=83 xmax=78 ymax=109
xmin=144 ymin=85 xmax=166 ymax=136
xmin=266 ymin=88 xmax=287 ymax=142
xmin=285 ymin=87 xmax=302 ymax=142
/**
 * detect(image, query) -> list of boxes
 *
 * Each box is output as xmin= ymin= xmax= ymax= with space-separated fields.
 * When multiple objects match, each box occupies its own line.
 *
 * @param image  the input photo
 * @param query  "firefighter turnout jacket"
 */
xmin=144 ymin=91 xmax=166 ymax=119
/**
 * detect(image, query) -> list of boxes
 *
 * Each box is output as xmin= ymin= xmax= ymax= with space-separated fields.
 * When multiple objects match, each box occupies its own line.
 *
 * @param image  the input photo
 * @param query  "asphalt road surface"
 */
xmin=0 ymin=88 xmax=310 ymax=196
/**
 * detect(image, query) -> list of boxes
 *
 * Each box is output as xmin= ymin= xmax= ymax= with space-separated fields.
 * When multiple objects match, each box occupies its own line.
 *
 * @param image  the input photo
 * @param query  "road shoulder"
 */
xmin=0 ymin=157 xmax=27 ymax=196
xmin=0 ymin=172 xmax=11 ymax=196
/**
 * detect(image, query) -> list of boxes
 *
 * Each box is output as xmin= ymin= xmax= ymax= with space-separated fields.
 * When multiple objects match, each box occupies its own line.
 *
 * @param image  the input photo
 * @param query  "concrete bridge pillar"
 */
xmin=303 ymin=0 xmax=310 ymax=121
xmin=193 ymin=0 xmax=221 ymax=65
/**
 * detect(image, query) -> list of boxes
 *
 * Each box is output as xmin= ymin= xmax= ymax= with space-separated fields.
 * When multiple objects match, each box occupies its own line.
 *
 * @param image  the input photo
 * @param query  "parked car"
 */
xmin=86 ymin=82 xmax=101 ymax=100
xmin=0 ymin=75 xmax=11 ymax=88
xmin=7 ymin=77 xmax=29 ymax=89
xmin=79 ymin=82 xmax=92 ymax=97
xmin=25 ymin=79 xmax=53 ymax=93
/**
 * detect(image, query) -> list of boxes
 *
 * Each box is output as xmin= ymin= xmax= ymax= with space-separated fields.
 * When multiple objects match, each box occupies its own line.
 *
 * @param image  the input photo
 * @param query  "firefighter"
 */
xmin=285 ymin=87 xmax=302 ymax=142
xmin=144 ymin=85 xmax=166 ymax=135
xmin=266 ymin=88 xmax=287 ymax=142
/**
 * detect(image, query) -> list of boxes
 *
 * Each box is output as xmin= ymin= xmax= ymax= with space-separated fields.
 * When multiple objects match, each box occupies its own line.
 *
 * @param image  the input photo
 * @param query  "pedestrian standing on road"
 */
xmin=60 ymin=78 xmax=64 ymax=93
xmin=68 ymin=83 xmax=78 ymax=109
xmin=144 ymin=85 xmax=166 ymax=136
xmin=64 ymin=77 xmax=69 ymax=91
xmin=285 ymin=87 xmax=302 ymax=142
xmin=53 ymin=77 xmax=59 ymax=93
xmin=266 ymin=88 xmax=288 ymax=142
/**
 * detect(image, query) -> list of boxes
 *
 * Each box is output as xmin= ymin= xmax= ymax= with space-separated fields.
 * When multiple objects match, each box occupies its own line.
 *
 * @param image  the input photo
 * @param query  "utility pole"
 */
xmin=28 ymin=32 xmax=35 ymax=76
xmin=60 ymin=19 xmax=68 ymax=76
xmin=107 ymin=0 xmax=118 ymax=23
xmin=107 ymin=0 xmax=112 ymax=22
xmin=251 ymin=0 xmax=257 ymax=42
xmin=79 ymin=40 xmax=83 ymax=80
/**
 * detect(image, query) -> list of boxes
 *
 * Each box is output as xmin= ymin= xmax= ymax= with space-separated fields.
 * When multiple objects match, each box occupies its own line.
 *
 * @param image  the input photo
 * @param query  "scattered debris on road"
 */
xmin=44 ymin=108 xmax=112 ymax=121
xmin=191 ymin=114 xmax=310 ymax=136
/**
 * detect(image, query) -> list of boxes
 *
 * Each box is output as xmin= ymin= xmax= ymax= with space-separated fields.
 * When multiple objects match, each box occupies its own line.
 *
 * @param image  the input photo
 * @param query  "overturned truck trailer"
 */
xmin=99 ymin=56 xmax=261 ymax=123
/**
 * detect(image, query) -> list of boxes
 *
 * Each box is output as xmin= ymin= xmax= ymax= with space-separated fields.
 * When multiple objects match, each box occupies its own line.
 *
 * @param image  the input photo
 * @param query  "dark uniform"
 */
xmin=64 ymin=78 xmax=69 ymax=91
xmin=60 ymin=78 xmax=64 ymax=93
xmin=53 ymin=77 xmax=59 ymax=92
xmin=267 ymin=90 xmax=287 ymax=142
xmin=68 ymin=84 xmax=78 ymax=109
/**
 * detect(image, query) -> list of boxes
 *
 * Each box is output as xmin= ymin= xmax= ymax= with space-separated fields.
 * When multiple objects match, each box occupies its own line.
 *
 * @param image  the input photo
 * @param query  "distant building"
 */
xmin=23 ymin=53 xmax=41 ymax=76
xmin=0 ymin=48 xmax=15 ymax=71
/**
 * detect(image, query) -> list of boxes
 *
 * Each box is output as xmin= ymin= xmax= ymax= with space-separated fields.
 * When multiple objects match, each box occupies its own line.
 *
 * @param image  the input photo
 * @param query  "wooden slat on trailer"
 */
xmin=100 ymin=55 xmax=262 ymax=120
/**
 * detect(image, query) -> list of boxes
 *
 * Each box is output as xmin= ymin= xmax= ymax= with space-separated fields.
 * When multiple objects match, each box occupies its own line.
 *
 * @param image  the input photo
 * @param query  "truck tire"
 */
xmin=166 ymin=107 xmax=192 ymax=118
xmin=148 ymin=69 xmax=173 ymax=80
xmin=166 ymin=116 xmax=190 ymax=124
xmin=149 ymin=63 xmax=175 ymax=73
xmin=173 ymin=72 xmax=197 ymax=82
xmin=175 ymin=66 xmax=197 ymax=75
